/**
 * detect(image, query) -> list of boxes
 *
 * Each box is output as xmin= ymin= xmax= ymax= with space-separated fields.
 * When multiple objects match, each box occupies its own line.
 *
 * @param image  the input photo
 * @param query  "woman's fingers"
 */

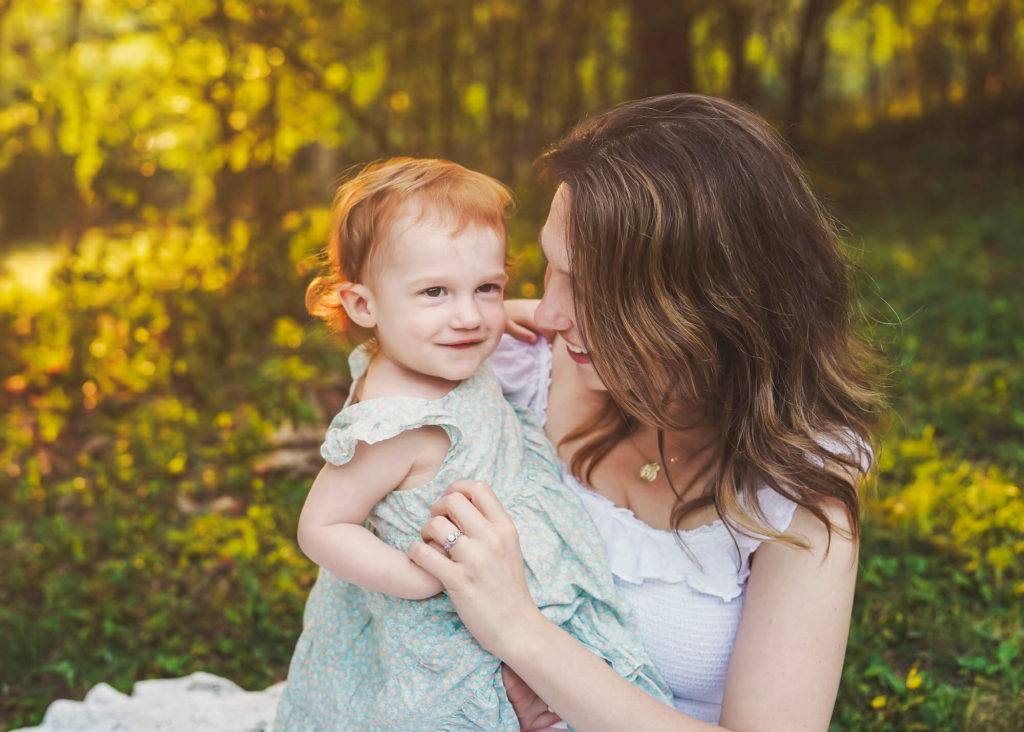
xmin=421 ymin=514 xmax=465 ymax=553
xmin=413 ymin=478 xmax=542 ymax=657
xmin=441 ymin=479 xmax=512 ymax=525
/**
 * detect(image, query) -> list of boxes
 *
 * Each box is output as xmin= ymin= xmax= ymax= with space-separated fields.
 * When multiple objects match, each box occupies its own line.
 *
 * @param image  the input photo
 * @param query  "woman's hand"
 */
xmin=411 ymin=484 xmax=685 ymax=731
xmin=504 ymin=298 xmax=550 ymax=343
xmin=408 ymin=479 xmax=545 ymax=658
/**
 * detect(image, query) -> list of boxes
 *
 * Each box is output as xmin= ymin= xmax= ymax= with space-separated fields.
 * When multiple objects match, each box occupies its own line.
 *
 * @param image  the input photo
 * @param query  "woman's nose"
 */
xmin=535 ymin=273 xmax=573 ymax=332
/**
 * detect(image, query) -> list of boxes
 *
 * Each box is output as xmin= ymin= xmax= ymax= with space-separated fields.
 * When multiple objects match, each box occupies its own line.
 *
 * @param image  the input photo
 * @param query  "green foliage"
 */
xmin=0 ymin=213 xmax=344 ymax=726
xmin=821 ymin=116 xmax=1024 ymax=729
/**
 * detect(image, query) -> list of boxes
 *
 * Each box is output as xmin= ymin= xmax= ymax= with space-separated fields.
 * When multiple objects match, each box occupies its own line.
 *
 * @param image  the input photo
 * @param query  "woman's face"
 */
xmin=535 ymin=185 xmax=608 ymax=392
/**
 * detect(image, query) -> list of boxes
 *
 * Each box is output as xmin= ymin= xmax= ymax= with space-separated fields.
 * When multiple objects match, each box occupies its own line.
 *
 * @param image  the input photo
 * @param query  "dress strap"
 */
xmin=347 ymin=343 xmax=374 ymax=382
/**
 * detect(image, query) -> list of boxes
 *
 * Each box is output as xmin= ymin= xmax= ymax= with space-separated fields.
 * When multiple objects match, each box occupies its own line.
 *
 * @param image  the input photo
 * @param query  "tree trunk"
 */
xmin=560 ymin=0 xmax=585 ymax=130
xmin=437 ymin=0 xmax=457 ymax=157
xmin=724 ymin=1 xmax=755 ymax=103
xmin=784 ymin=0 xmax=835 ymax=143
xmin=630 ymin=0 xmax=696 ymax=98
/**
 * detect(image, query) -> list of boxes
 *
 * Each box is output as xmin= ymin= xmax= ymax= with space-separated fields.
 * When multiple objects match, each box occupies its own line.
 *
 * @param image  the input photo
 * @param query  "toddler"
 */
xmin=273 ymin=158 xmax=669 ymax=731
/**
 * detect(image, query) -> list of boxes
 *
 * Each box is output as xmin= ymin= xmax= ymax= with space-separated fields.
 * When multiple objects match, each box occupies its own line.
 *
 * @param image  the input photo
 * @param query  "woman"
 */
xmin=410 ymin=93 xmax=880 ymax=730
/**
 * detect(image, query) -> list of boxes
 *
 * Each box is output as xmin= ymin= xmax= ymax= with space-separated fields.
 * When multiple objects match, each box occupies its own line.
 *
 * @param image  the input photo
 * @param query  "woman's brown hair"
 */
xmin=539 ymin=94 xmax=882 ymax=546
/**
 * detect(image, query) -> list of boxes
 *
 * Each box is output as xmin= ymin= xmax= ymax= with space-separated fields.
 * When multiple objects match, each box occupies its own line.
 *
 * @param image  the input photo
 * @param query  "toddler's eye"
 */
xmin=477 ymin=283 xmax=501 ymax=294
xmin=423 ymin=286 xmax=445 ymax=297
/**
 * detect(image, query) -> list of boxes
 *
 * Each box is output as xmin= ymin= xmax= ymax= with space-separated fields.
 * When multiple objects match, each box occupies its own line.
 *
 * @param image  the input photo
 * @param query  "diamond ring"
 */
xmin=442 ymin=529 xmax=463 ymax=554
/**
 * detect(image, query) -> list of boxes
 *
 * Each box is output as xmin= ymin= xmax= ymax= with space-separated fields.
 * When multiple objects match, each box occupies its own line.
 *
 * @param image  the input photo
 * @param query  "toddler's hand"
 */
xmin=504 ymin=299 xmax=549 ymax=343
xmin=503 ymin=665 xmax=564 ymax=731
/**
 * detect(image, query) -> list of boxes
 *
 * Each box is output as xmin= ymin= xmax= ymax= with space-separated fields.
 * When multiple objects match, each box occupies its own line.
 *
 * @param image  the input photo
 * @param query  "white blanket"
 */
xmin=14 ymin=672 xmax=283 ymax=732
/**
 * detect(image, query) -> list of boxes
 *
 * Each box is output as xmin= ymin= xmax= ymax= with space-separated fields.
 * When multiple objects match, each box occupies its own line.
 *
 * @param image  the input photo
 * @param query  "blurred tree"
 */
xmin=630 ymin=0 xmax=698 ymax=97
xmin=786 ymin=0 xmax=839 ymax=140
xmin=1 ymin=0 xmax=1023 ymax=249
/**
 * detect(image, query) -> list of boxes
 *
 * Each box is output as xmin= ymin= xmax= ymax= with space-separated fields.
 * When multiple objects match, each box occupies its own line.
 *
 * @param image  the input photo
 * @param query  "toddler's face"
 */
xmin=365 ymin=210 xmax=507 ymax=389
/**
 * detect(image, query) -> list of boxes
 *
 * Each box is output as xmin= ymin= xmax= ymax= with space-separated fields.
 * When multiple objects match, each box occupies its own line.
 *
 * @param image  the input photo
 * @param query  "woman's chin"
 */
xmin=575 ymin=359 xmax=608 ymax=393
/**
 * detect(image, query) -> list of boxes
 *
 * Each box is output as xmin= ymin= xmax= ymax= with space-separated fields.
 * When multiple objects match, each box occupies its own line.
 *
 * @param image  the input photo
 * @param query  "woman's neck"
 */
xmin=545 ymin=334 xmax=719 ymax=530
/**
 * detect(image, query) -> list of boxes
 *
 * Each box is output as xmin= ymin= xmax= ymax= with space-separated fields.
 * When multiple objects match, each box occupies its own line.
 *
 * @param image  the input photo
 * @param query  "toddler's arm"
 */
xmin=298 ymin=428 xmax=447 ymax=600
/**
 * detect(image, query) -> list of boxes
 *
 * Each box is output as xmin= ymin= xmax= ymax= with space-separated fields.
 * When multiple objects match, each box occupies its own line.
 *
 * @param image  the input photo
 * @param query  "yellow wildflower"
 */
xmin=906 ymin=666 xmax=922 ymax=690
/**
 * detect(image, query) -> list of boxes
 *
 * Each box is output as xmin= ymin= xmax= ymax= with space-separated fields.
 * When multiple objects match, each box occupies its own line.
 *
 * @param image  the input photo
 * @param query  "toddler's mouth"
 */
xmin=443 ymin=340 xmax=483 ymax=350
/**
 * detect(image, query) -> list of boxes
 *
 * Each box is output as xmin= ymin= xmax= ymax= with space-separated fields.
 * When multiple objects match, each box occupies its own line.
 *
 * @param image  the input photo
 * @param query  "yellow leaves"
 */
xmin=242 ymin=45 xmax=271 ymax=81
xmin=108 ymin=34 xmax=172 ymax=75
xmin=350 ymin=45 xmax=387 ymax=107
xmin=462 ymin=83 xmax=488 ymax=118
xmin=89 ymin=339 xmax=108 ymax=359
xmin=389 ymin=92 xmax=411 ymax=113
xmin=267 ymin=47 xmax=286 ymax=68
xmin=0 ymin=103 xmax=40 ymax=133
xmin=869 ymin=3 xmax=902 ymax=66
xmin=82 ymin=381 xmax=99 ymax=410
xmin=987 ymin=545 xmax=1013 ymax=572
xmin=0 ymin=247 xmax=62 ymax=307
xmin=906 ymin=665 xmax=923 ymax=690
xmin=871 ymin=695 xmax=887 ymax=708
xmin=746 ymin=33 xmax=767 ymax=65
xmin=168 ymin=453 xmax=188 ymax=474
xmin=5 ymin=374 xmax=29 ymax=394
xmin=228 ymin=110 xmax=248 ymax=131
xmin=215 ymin=412 xmax=234 ymax=430
xmin=273 ymin=318 xmax=305 ymax=349
xmin=895 ymin=249 xmax=918 ymax=273
xmin=876 ymin=424 xmax=1024 ymax=580
xmin=908 ymin=0 xmax=944 ymax=27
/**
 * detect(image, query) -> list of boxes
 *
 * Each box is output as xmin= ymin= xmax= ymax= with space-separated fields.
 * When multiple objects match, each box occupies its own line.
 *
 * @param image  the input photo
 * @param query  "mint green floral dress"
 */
xmin=274 ymin=345 xmax=671 ymax=731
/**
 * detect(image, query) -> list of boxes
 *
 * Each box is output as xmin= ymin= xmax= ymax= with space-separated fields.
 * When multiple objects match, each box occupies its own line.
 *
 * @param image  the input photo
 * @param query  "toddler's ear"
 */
xmin=338 ymin=282 xmax=376 ymax=329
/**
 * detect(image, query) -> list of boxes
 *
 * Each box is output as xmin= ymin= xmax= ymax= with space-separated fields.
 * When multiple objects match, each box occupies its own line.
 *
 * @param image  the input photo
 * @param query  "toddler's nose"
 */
xmin=450 ymin=296 xmax=482 ymax=329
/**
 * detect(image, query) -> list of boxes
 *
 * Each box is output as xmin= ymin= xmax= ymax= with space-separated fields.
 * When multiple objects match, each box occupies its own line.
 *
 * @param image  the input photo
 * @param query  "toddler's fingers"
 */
xmin=408 ymin=539 xmax=456 ymax=582
xmin=506 ymin=319 xmax=539 ymax=343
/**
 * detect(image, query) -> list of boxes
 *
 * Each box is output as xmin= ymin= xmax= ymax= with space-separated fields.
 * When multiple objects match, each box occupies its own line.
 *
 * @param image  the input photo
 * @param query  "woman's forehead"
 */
xmin=540 ymin=185 xmax=572 ymax=261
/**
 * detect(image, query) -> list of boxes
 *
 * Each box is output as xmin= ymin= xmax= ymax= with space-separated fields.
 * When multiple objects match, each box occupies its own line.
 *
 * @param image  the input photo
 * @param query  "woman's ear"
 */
xmin=338 ymin=282 xmax=376 ymax=329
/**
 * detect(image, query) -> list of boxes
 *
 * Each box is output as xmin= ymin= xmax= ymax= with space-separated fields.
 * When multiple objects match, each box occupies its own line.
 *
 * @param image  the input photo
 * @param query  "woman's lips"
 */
xmin=566 ymin=342 xmax=591 ymax=364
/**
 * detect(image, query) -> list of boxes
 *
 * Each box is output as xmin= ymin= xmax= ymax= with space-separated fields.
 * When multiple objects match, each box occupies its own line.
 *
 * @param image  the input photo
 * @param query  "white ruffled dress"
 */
xmin=490 ymin=335 xmax=800 ymax=724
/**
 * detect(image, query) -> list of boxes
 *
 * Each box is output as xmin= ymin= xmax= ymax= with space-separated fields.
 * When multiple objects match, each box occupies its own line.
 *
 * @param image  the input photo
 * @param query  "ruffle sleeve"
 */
xmin=488 ymin=334 xmax=552 ymax=426
xmin=320 ymin=398 xmax=464 ymax=467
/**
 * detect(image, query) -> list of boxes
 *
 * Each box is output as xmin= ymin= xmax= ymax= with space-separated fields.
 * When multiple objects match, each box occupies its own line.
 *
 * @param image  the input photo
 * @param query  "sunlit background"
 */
xmin=2 ymin=1 xmax=1022 ymax=728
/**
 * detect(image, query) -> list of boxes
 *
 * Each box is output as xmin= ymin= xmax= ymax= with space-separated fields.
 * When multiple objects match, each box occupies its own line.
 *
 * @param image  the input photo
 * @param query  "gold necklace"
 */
xmin=630 ymin=430 xmax=678 ymax=483
xmin=638 ymin=460 xmax=661 ymax=483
